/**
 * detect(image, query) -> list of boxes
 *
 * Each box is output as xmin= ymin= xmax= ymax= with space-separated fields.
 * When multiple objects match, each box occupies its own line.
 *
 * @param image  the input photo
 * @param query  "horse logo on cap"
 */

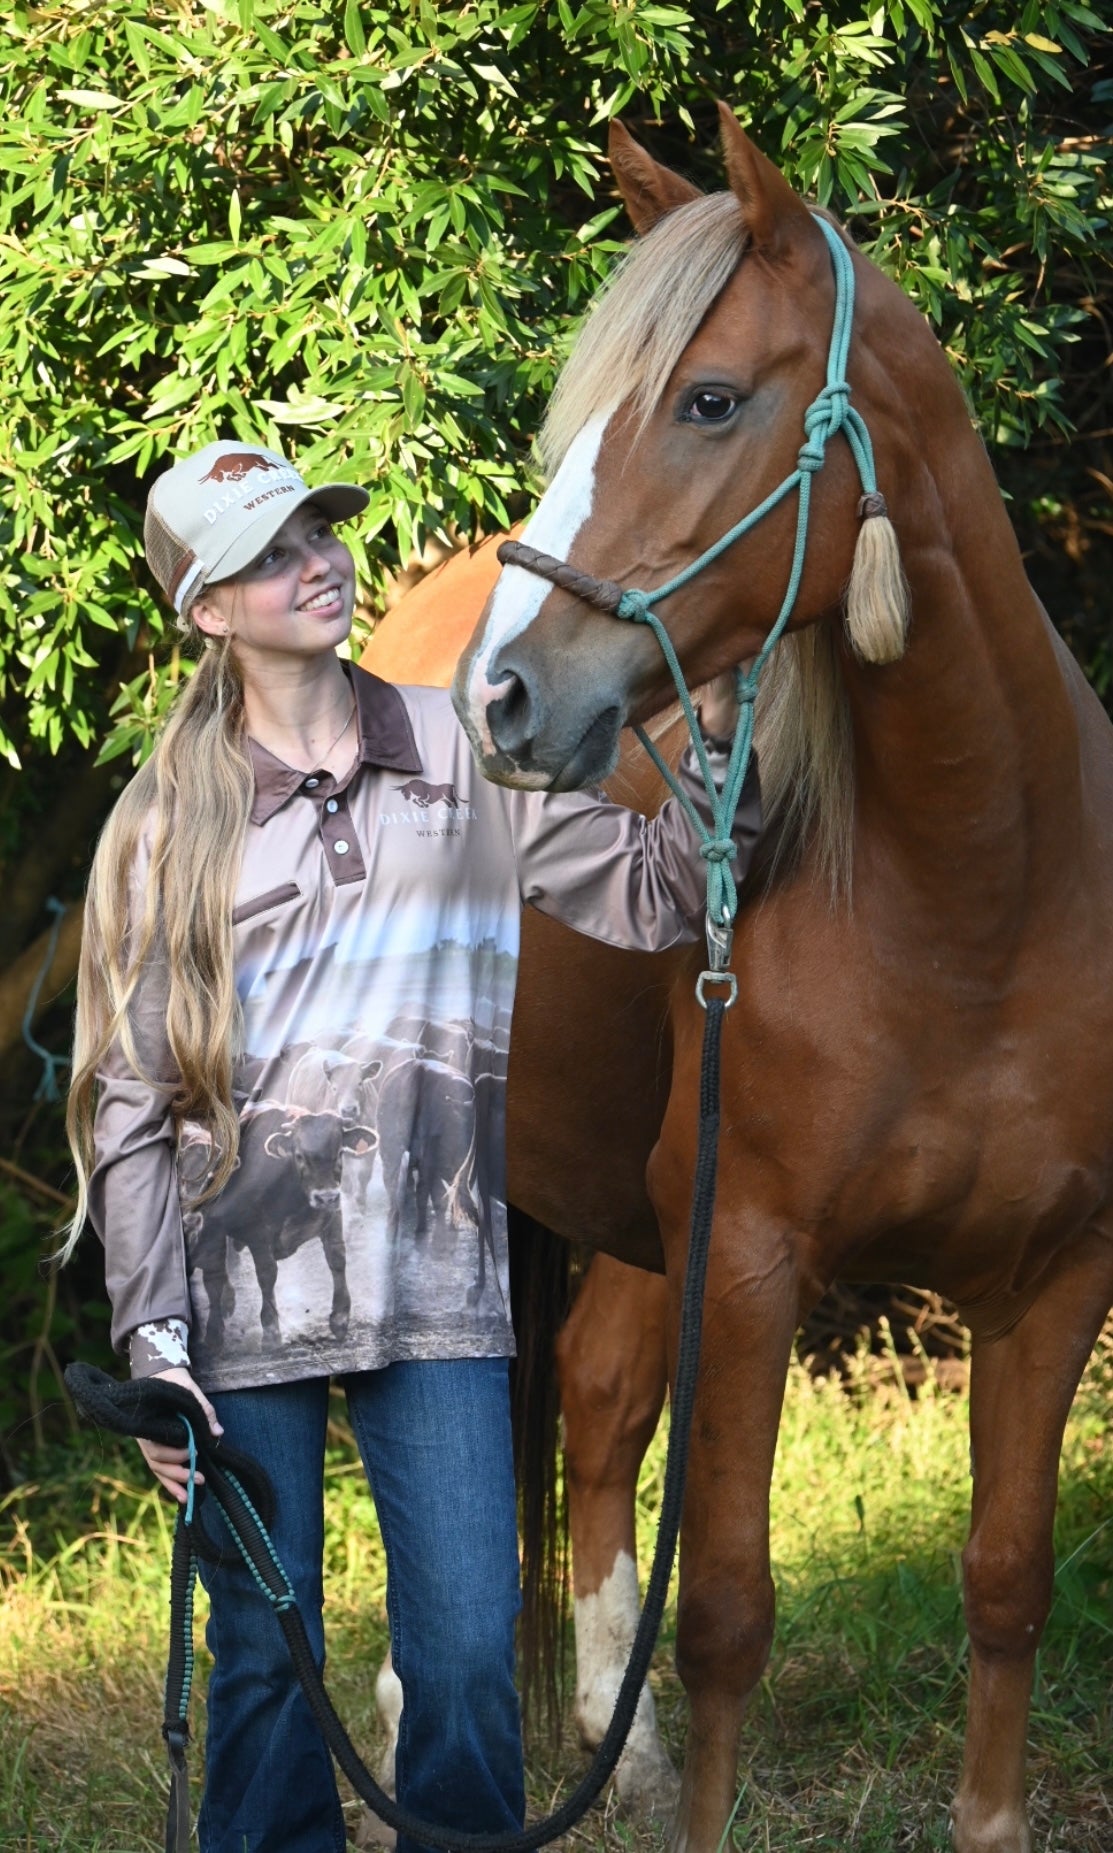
xmin=199 ymin=452 xmax=281 ymax=485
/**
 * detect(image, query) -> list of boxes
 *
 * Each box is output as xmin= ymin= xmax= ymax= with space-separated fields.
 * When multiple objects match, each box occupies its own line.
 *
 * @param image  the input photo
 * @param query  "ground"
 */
xmin=3 ymin=1333 xmax=1111 ymax=1851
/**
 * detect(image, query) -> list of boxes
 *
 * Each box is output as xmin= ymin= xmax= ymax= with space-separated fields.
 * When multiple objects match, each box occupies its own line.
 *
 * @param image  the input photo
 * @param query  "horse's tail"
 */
xmin=508 ymin=1205 xmax=574 ymax=1743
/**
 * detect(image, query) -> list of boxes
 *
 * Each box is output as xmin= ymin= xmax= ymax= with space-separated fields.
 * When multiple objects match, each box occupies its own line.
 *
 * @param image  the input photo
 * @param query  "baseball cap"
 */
xmin=144 ymin=440 xmax=370 ymax=616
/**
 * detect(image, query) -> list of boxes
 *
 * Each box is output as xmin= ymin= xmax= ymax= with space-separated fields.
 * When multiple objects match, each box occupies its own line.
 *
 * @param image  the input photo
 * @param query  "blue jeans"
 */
xmin=196 ymin=1360 xmax=525 ymax=1853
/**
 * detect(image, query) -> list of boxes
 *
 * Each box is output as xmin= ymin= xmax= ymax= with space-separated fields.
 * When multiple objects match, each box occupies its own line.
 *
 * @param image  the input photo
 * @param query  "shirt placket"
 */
xmin=303 ymin=769 xmax=367 ymax=884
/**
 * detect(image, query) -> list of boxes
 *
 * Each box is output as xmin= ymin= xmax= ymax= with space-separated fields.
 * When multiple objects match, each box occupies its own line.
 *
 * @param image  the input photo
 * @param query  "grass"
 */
xmin=3 ymin=1332 xmax=1112 ymax=1852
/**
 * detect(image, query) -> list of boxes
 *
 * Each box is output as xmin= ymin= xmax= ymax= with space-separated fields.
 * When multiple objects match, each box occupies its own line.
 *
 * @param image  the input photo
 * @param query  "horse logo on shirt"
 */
xmin=394 ymin=780 xmax=463 ymax=809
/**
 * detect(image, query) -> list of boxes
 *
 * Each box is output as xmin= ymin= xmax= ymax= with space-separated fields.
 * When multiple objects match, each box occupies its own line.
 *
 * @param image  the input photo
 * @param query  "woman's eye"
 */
xmin=685 ymin=390 xmax=738 ymax=424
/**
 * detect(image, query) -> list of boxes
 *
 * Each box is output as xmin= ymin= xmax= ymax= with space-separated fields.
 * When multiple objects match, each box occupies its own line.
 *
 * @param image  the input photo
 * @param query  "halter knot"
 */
xmin=699 ymin=837 xmax=737 ymax=864
xmin=798 ymin=380 xmax=851 ymax=472
xmin=616 ymin=588 xmax=652 ymax=623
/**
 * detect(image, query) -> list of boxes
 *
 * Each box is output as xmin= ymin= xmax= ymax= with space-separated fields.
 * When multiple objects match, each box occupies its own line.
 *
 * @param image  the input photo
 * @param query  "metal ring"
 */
xmin=696 ymin=970 xmax=738 ymax=1010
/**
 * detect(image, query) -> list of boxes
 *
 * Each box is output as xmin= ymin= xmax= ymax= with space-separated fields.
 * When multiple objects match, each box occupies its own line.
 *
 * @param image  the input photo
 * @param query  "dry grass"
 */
xmin=3 ymin=1331 xmax=1112 ymax=1851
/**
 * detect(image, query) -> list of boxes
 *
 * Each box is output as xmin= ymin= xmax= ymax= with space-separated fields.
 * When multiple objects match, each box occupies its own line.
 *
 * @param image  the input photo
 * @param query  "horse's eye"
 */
xmin=685 ymin=390 xmax=738 ymax=424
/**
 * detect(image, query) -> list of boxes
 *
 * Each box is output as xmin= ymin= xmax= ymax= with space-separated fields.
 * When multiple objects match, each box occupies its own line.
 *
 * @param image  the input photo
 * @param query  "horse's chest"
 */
xmin=709 ymin=944 xmax=1113 ymax=1278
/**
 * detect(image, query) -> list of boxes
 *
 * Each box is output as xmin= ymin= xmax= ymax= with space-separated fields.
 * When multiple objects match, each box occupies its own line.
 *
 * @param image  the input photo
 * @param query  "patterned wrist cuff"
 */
xmin=129 ymin=1317 xmax=191 ymax=1377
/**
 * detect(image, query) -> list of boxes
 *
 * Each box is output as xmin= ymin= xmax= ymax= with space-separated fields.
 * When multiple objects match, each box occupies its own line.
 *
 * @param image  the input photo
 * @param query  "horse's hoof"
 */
xmin=330 ymin=1312 xmax=350 ymax=1341
xmin=353 ymin=1808 xmax=396 ymax=1850
xmin=614 ymin=1743 xmax=681 ymax=1824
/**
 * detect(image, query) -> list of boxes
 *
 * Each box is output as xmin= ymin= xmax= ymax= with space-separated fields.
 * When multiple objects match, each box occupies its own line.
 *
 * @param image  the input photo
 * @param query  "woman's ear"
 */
xmin=191 ymin=594 xmax=230 ymax=639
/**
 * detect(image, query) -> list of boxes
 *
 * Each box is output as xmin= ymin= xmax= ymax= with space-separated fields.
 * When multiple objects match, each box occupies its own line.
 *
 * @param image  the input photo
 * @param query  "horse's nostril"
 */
xmin=486 ymin=667 xmax=535 ymax=759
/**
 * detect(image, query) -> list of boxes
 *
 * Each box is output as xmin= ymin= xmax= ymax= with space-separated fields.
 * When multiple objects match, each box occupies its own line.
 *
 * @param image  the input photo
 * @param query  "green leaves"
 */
xmin=0 ymin=0 xmax=1109 ymax=765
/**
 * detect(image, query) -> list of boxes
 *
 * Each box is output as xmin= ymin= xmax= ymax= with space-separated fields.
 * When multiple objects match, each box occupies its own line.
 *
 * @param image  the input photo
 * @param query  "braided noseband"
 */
xmin=495 ymin=542 xmax=627 ymax=614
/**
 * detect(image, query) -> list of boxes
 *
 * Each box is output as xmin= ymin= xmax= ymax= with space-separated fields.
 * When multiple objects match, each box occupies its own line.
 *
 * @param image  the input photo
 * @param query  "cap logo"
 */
xmin=198 ymin=451 xmax=281 ymax=485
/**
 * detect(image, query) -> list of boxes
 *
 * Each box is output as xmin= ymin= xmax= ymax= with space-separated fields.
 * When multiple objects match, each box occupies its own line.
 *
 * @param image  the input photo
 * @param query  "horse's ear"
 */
xmin=717 ymin=104 xmax=815 ymax=257
xmin=608 ymin=119 xmax=701 ymax=235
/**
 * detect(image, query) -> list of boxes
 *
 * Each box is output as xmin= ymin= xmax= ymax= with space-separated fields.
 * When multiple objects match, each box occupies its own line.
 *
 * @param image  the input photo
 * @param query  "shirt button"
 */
xmin=326 ymin=799 xmax=338 ymax=813
xmin=334 ymin=839 xmax=350 ymax=856
xmin=305 ymin=777 xmax=319 ymax=790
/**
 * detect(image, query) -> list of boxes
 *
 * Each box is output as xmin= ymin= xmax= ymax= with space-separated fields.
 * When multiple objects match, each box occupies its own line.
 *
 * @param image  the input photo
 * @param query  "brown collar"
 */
xmin=248 ymin=665 xmax=423 ymax=824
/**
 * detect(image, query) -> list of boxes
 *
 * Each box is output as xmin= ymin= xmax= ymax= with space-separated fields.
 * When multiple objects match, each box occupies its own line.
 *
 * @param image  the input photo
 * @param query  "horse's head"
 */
xmin=453 ymin=106 xmax=908 ymax=791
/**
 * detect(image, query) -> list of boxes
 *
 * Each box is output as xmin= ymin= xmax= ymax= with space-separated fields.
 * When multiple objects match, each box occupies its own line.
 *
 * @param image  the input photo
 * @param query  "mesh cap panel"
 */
xmin=144 ymin=504 xmax=202 ymax=614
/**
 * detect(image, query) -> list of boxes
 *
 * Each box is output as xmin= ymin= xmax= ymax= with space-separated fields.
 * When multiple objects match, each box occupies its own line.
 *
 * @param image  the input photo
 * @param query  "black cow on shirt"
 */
xmin=375 ymin=1056 xmax=476 ymax=1248
xmin=285 ymin=1047 xmax=384 ymax=1214
xmin=179 ymin=1106 xmax=377 ymax=1356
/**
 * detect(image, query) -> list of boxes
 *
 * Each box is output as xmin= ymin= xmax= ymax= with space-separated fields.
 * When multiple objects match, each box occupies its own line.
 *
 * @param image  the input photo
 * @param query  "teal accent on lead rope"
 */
xmin=613 ymin=215 xmax=878 ymax=961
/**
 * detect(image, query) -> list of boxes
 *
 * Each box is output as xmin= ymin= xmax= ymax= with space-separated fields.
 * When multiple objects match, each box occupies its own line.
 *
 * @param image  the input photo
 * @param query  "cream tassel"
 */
xmin=845 ymin=492 xmax=910 ymax=665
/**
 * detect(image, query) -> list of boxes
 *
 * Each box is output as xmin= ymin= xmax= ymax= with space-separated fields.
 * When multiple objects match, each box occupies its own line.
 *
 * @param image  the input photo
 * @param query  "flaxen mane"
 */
xmin=540 ymin=190 xmax=856 ymax=898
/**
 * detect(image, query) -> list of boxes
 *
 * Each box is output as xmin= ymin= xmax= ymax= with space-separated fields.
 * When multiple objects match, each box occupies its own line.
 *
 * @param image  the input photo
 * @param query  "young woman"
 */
xmin=66 ymin=438 xmax=760 ymax=1853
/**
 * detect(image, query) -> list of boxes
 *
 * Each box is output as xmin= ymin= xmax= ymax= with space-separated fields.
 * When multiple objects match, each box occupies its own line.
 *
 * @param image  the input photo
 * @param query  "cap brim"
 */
xmin=205 ymin=481 xmax=370 ymax=586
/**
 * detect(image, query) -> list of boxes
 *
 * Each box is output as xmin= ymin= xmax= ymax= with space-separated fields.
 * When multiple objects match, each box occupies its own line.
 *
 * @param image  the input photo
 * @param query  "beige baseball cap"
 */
xmin=144 ymin=440 xmax=369 ymax=616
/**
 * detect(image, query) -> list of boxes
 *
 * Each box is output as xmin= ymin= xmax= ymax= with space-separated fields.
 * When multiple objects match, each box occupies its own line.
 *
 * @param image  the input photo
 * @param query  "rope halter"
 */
xmin=498 ymin=214 xmax=888 ymax=1002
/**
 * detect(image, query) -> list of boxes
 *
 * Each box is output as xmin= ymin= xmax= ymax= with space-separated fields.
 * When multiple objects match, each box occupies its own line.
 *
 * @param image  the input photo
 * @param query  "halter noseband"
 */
xmin=496 ymin=214 xmax=885 ymax=1000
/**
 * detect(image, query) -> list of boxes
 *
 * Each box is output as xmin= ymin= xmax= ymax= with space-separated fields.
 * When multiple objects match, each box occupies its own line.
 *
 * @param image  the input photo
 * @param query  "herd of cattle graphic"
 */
xmin=177 ymin=1008 xmax=511 ymax=1360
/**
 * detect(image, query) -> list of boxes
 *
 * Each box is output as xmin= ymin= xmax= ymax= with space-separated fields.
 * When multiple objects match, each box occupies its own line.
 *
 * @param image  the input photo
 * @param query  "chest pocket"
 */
xmin=233 ymin=880 xmax=302 ymax=926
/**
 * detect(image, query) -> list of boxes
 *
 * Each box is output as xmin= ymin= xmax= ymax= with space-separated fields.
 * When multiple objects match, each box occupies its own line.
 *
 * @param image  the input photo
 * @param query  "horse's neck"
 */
xmin=841 ymin=407 xmax=1084 ymax=937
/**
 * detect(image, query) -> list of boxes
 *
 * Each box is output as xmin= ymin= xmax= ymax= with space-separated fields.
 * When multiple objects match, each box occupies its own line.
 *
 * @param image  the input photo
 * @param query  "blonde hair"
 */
xmin=62 ymin=629 xmax=253 ymax=1259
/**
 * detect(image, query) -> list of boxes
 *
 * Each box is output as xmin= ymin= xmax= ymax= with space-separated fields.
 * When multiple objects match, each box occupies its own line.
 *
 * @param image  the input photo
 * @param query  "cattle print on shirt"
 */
xmin=178 ymin=986 xmax=512 ymax=1391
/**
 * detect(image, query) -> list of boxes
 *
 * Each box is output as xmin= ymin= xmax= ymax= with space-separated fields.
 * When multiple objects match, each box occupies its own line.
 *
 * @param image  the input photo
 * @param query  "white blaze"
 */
xmin=463 ymin=413 xmax=611 ymax=758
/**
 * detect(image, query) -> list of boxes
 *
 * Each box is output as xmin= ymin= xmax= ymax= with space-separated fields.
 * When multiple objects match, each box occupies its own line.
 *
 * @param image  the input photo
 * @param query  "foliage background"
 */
xmin=0 ymin=0 xmax=1110 ymax=1475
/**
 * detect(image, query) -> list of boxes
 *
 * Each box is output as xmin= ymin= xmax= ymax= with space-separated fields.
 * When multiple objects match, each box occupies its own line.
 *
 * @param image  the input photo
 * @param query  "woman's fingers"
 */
xmin=138 ymin=1435 xmax=206 ymax=1503
xmin=137 ymin=1437 xmax=202 ymax=1497
xmin=136 ymin=1365 xmax=223 ymax=1500
xmin=150 ymin=1364 xmax=224 ymax=1437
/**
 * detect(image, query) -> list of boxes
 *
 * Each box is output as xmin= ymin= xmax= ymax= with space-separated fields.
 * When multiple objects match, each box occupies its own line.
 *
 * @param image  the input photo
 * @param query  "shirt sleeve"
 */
xmin=84 ymin=841 xmax=193 ymax=1376
xmin=505 ymin=741 xmax=762 ymax=952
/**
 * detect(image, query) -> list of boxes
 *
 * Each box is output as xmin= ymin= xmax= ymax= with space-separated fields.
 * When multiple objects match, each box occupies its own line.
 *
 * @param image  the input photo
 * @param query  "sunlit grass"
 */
xmin=3 ymin=1331 xmax=1111 ymax=1850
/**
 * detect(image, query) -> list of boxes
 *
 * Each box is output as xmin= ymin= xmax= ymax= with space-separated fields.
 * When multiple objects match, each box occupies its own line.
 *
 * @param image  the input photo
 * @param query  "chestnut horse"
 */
xmin=448 ymin=109 xmax=1113 ymax=1853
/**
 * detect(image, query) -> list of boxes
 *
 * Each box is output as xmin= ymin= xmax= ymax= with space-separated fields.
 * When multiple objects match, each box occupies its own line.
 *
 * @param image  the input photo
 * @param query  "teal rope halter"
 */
xmin=498 ymin=214 xmax=886 ymax=1000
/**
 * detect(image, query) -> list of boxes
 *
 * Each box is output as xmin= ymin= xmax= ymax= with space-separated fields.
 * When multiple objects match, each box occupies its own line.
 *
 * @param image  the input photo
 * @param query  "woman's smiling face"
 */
xmin=192 ymin=501 xmax=357 ymax=664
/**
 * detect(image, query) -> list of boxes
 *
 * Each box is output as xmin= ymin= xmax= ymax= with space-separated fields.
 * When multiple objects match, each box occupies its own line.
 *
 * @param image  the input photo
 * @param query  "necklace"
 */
xmin=312 ymin=694 xmax=357 ymax=768
xmin=258 ymin=691 xmax=356 ymax=772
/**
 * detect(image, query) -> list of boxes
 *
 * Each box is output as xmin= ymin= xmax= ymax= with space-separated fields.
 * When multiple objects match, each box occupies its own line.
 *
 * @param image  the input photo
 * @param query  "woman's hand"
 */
xmin=699 ymin=669 xmax=741 ymax=742
xmin=138 ymin=1366 xmax=224 ymax=1504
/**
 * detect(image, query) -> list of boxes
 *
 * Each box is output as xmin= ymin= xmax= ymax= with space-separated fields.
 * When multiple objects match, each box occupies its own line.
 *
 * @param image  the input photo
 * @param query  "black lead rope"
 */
xmin=65 ymin=997 xmax=727 ymax=1853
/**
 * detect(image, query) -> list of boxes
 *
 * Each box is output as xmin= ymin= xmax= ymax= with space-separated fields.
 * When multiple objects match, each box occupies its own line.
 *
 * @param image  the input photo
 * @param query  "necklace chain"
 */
xmin=259 ymin=689 xmax=356 ymax=772
xmin=314 ymin=694 xmax=357 ymax=767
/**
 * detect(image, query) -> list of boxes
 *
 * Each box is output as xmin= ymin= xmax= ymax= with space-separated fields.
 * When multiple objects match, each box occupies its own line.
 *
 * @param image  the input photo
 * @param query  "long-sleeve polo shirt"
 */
xmin=89 ymin=665 xmax=761 ymax=1394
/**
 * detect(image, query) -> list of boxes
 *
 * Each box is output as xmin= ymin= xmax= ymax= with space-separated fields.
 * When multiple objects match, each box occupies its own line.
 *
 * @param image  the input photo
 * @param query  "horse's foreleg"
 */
xmin=555 ymin=1253 xmax=676 ymax=1820
xmin=354 ymin=1647 xmax=401 ymax=1849
xmin=952 ymin=1232 xmax=1113 ymax=1853
xmin=659 ymin=1207 xmax=800 ymax=1853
